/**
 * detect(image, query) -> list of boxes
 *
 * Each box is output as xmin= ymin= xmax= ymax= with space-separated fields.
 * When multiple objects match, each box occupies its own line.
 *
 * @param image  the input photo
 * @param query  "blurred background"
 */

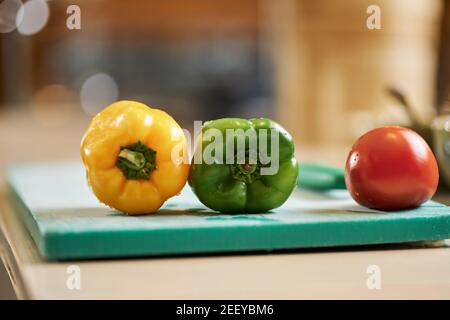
xmin=1 ymin=0 xmax=450 ymax=299
xmin=1 ymin=0 xmax=450 ymax=174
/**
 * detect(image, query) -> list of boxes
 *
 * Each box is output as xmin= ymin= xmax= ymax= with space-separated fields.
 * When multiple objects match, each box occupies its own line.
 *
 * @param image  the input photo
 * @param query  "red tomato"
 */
xmin=345 ymin=126 xmax=439 ymax=211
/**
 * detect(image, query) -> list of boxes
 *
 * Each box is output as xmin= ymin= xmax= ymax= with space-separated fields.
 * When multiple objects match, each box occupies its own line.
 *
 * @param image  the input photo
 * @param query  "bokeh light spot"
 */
xmin=31 ymin=84 xmax=77 ymax=127
xmin=16 ymin=0 xmax=49 ymax=36
xmin=0 ymin=0 xmax=22 ymax=33
xmin=80 ymin=73 xmax=119 ymax=115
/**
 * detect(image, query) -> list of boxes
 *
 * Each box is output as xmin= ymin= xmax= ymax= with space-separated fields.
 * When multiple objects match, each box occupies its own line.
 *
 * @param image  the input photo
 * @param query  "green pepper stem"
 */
xmin=240 ymin=163 xmax=257 ymax=174
xmin=230 ymin=160 xmax=261 ymax=184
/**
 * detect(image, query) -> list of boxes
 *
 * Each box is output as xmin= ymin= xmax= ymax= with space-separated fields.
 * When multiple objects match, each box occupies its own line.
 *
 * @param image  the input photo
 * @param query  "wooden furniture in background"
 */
xmin=267 ymin=0 xmax=443 ymax=145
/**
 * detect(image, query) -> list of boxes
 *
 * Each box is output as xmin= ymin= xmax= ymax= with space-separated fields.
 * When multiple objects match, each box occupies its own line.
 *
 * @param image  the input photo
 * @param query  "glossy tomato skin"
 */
xmin=345 ymin=126 xmax=439 ymax=211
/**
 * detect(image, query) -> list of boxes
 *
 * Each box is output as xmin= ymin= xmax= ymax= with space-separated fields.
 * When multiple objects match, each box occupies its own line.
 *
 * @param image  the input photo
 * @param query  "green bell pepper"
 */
xmin=188 ymin=118 xmax=299 ymax=213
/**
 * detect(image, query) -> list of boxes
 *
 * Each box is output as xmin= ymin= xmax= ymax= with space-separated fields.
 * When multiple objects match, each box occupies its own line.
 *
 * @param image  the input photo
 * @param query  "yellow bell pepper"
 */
xmin=81 ymin=100 xmax=189 ymax=215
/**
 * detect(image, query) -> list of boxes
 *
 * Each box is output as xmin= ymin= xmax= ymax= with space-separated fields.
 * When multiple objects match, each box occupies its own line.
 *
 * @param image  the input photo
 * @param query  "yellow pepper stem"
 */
xmin=118 ymin=149 xmax=146 ymax=170
xmin=116 ymin=141 xmax=156 ymax=180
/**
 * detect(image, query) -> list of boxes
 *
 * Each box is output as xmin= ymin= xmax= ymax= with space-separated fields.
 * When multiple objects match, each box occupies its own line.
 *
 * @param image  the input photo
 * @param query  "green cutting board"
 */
xmin=6 ymin=162 xmax=450 ymax=261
